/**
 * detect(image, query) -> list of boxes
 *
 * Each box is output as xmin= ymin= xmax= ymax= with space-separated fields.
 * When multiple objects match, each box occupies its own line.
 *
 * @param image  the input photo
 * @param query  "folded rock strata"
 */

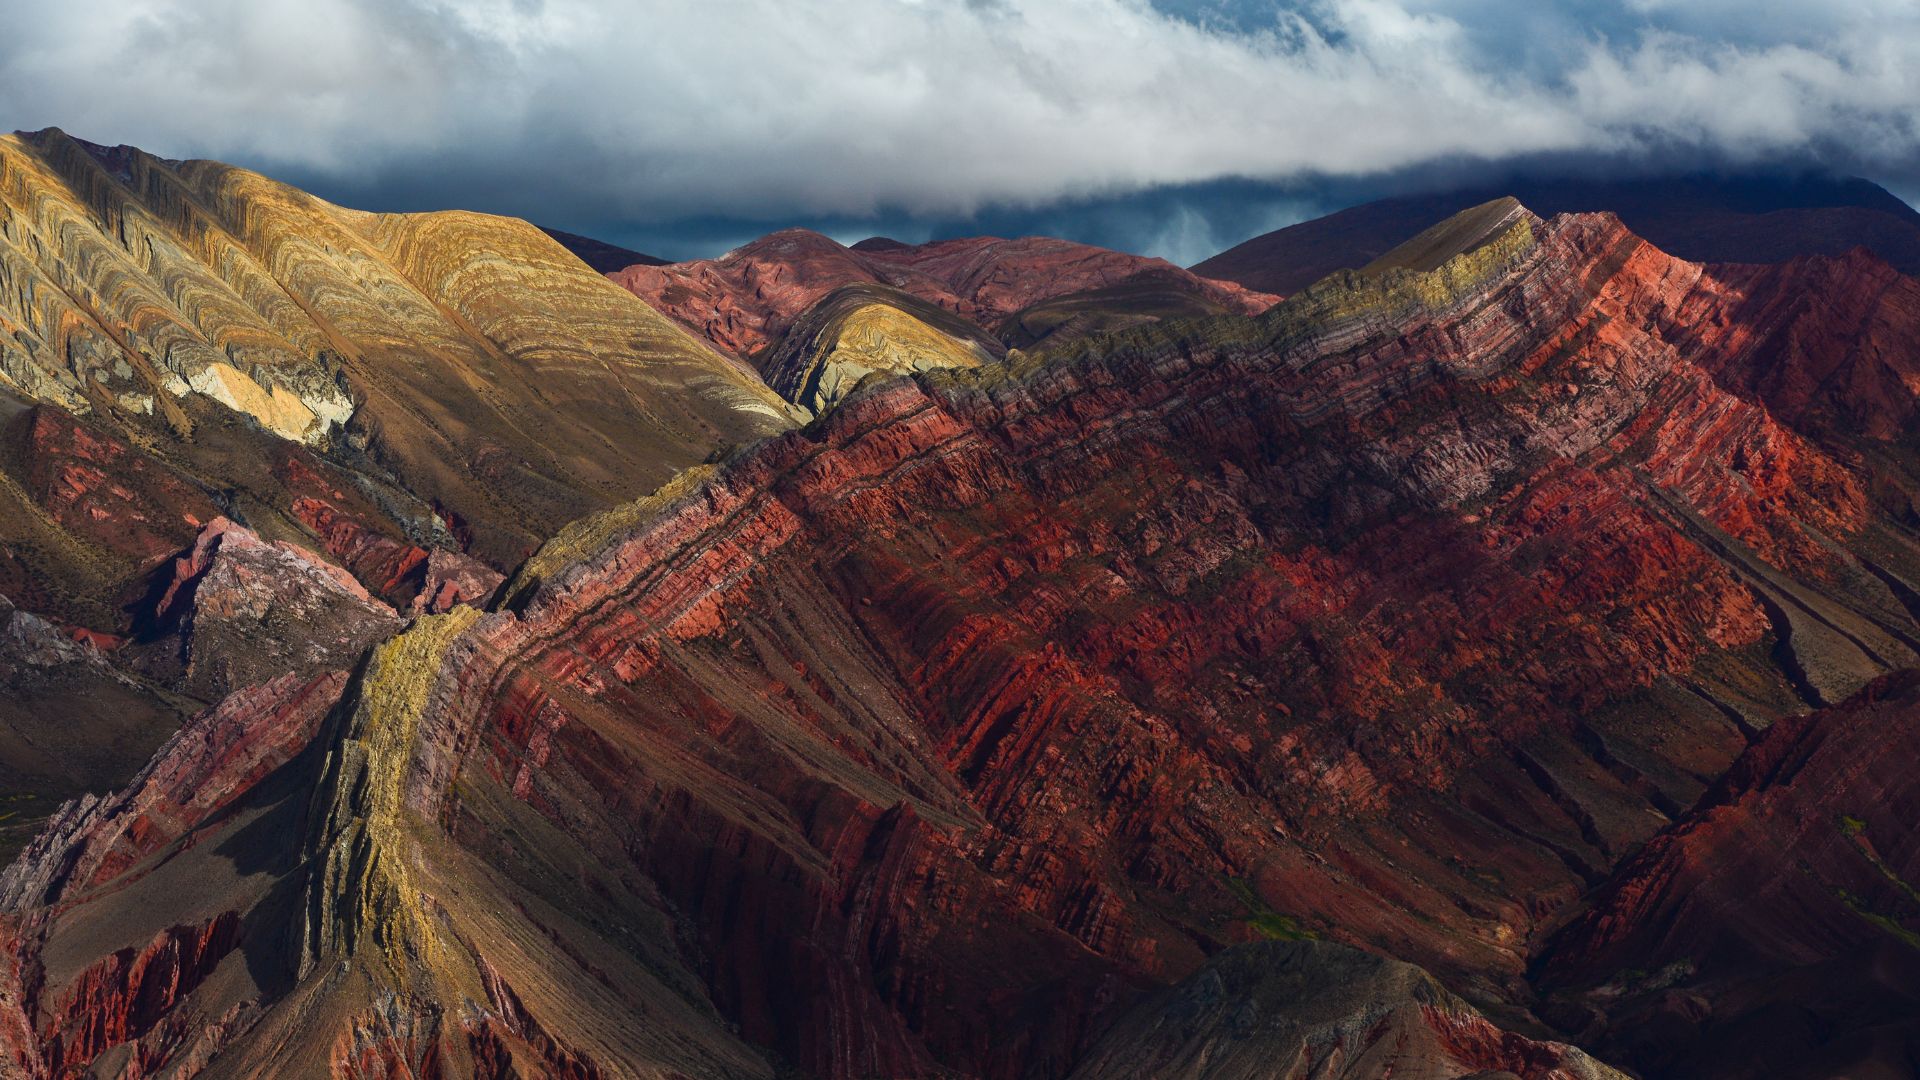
xmin=760 ymin=283 xmax=1005 ymax=414
xmin=1538 ymin=670 xmax=1920 ymax=1078
xmin=0 ymin=127 xmax=795 ymax=599
xmin=2 ymin=200 xmax=1918 ymax=1078
xmin=612 ymin=228 xmax=1276 ymax=364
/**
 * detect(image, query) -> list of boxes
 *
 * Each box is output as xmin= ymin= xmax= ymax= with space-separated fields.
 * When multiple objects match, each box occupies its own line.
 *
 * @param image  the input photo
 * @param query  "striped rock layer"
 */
xmin=3 ymin=203 xmax=1919 ymax=1078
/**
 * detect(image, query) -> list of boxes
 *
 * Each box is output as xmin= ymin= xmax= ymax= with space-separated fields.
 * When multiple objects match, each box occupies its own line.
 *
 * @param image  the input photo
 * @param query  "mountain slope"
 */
xmin=538 ymin=227 xmax=667 ymax=273
xmin=7 ymin=203 xmax=1920 ymax=1077
xmin=1539 ymin=671 xmax=1920 ymax=1078
xmin=0 ymin=128 xmax=795 ymax=612
xmin=611 ymin=228 xmax=1276 ymax=364
xmin=1071 ymin=940 xmax=1624 ymax=1080
xmin=0 ymin=129 xmax=798 ymax=905
xmin=759 ymin=282 xmax=1004 ymax=414
xmin=1196 ymin=173 xmax=1920 ymax=295
xmin=994 ymin=266 xmax=1264 ymax=351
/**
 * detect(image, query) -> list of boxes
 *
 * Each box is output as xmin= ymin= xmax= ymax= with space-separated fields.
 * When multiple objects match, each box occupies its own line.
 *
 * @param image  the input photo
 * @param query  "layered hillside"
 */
xmin=610 ymin=228 xmax=1275 ymax=364
xmin=0 ymin=127 xmax=794 ymax=616
xmin=1539 ymin=671 xmax=1920 ymax=1078
xmin=1197 ymin=173 xmax=1920 ymax=296
xmin=759 ymin=283 xmax=1004 ymax=414
xmin=0 ymin=127 xmax=799 ymax=874
xmin=993 ymin=266 xmax=1266 ymax=351
xmin=6 ymin=201 xmax=1920 ymax=1078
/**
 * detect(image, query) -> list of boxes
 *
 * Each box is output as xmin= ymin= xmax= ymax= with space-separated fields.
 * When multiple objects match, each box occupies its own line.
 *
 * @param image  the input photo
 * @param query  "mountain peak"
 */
xmin=1195 ymin=172 xmax=1920 ymax=295
xmin=1360 ymin=195 xmax=1536 ymax=276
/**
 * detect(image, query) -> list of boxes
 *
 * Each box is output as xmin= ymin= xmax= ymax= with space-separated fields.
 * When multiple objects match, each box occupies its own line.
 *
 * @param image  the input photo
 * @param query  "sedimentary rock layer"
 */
xmin=0 ymin=127 xmax=794 ymax=592
xmin=760 ymin=283 xmax=1002 ymax=414
xmin=1539 ymin=670 xmax=1920 ymax=1078
xmin=611 ymin=227 xmax=1276 ymax=363
xmin=3 ymin=201 xmax=1918 ymax=1078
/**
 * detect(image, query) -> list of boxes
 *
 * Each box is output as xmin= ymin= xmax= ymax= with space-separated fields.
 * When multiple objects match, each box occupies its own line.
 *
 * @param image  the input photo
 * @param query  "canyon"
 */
xmin=0 ymin=133 xmax=1918 ymax=1078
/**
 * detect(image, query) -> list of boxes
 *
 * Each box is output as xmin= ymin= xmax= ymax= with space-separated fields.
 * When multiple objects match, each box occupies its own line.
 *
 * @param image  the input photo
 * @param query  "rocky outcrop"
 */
xmin=1070 ymin=940 xmax=1624 ymax=1080
xmin=0 ymin=670 xmax=348 ymax=910
xmin=412 ymin=548 xmax=505 ymax=615
xmin=0 ymin=667 xmax=354 ymax=1078
xmin=1358 ymin=196 xmax=1535 ymax=275
xmin=131 ymin=518 xmax=403 ymax=700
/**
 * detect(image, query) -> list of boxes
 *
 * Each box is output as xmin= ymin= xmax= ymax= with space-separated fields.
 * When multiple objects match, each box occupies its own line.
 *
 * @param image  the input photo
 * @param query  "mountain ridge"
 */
xmin=5 ymin=196 xmax=1918 ymax=1075
xmin=1196 ymin=173 xmax=1920 ymax=296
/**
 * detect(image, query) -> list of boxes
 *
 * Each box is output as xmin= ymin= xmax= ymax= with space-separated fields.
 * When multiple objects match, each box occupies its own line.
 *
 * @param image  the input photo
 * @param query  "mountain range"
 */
xmin=2 ymin=126 xmax=1919 ymax=1078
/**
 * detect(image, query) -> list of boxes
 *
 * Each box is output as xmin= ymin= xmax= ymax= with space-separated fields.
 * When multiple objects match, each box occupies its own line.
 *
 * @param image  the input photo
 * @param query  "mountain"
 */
xmin=1539 ymin=669 xmax=1920 ymax=1078
xmin=993 ymin=266 xmax=1268 ymax=351
xmin=0 ymin=126 xmax=794 ymax=625
xmin=538 ymin=227 xmax=668 ymax=274
xmin=1195 ymin=172 xmax=1920 ymax=296
xmin=0 ymin=126 xmax=796 ymax=865
xmin=758 ymin=282 xmax=1005 ymax=414
xmin=4 ymin=178 xmax=1920 ymax=1077
xmin=609 ymin=227 xmax=1276 ymax=364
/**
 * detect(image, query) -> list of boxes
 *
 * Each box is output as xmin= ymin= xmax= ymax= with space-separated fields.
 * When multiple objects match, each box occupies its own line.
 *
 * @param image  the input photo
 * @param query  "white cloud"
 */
xmin=2 ymin=0 xmax=1915 ymax=225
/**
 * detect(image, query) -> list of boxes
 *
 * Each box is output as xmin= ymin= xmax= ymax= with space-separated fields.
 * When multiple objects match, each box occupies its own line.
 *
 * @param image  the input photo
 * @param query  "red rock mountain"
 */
xmin=609 ymin=228 xmax=1276 ymax=363
xmin=1196 ymin=173 xmax=1920 ymax=296
xmin=1539 ymin=670 xmax=1920 ymax=1078
xmin=3 ymin=176 xmax=1920 ymax=1079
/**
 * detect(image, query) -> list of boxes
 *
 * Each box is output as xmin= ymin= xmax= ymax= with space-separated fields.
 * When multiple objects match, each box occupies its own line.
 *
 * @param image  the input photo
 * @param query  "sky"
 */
xmin=4 ymin=0 xmax=1917 ymax=264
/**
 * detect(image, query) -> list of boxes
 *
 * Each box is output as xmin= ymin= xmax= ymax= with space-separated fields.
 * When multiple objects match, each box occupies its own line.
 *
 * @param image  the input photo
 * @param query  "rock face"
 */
xmin=1537 ymin=671 xmax=1920 ymax=1079
xmin=0 ymin=668 xmax=355 ymax=1078
xmin=610 ymin=227 xmax=1276 ymax=363
xmin=130 ymin=518 xmax=404 ymax=700
xmin=1070 ymin=940 xmax=1624 ymax=1080
xmin=5 ymin=201 xmax=1917 ymax=1078
xmin=1195 ymin=173 xmax=1920 ymax=295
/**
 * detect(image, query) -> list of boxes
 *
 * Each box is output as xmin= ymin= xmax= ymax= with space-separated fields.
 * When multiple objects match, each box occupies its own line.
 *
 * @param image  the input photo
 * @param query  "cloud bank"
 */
xmin=3 ymin=0 xmax=1916 ymax=258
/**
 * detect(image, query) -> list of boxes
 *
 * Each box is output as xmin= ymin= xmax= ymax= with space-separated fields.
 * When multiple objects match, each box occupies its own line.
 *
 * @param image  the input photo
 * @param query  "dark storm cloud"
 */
xmin=3 ymin=0 xmax=1915 ymax=261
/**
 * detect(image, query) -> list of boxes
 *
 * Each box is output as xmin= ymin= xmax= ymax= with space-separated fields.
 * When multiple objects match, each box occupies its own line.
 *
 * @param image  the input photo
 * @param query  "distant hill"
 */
xmin=610 ymin=227 xmax=1276 ymax=365
xmin=1194 ymin=173 xmax=1920 ymax=295
xmin=539 ymin=226 xmax=669 ymax=273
